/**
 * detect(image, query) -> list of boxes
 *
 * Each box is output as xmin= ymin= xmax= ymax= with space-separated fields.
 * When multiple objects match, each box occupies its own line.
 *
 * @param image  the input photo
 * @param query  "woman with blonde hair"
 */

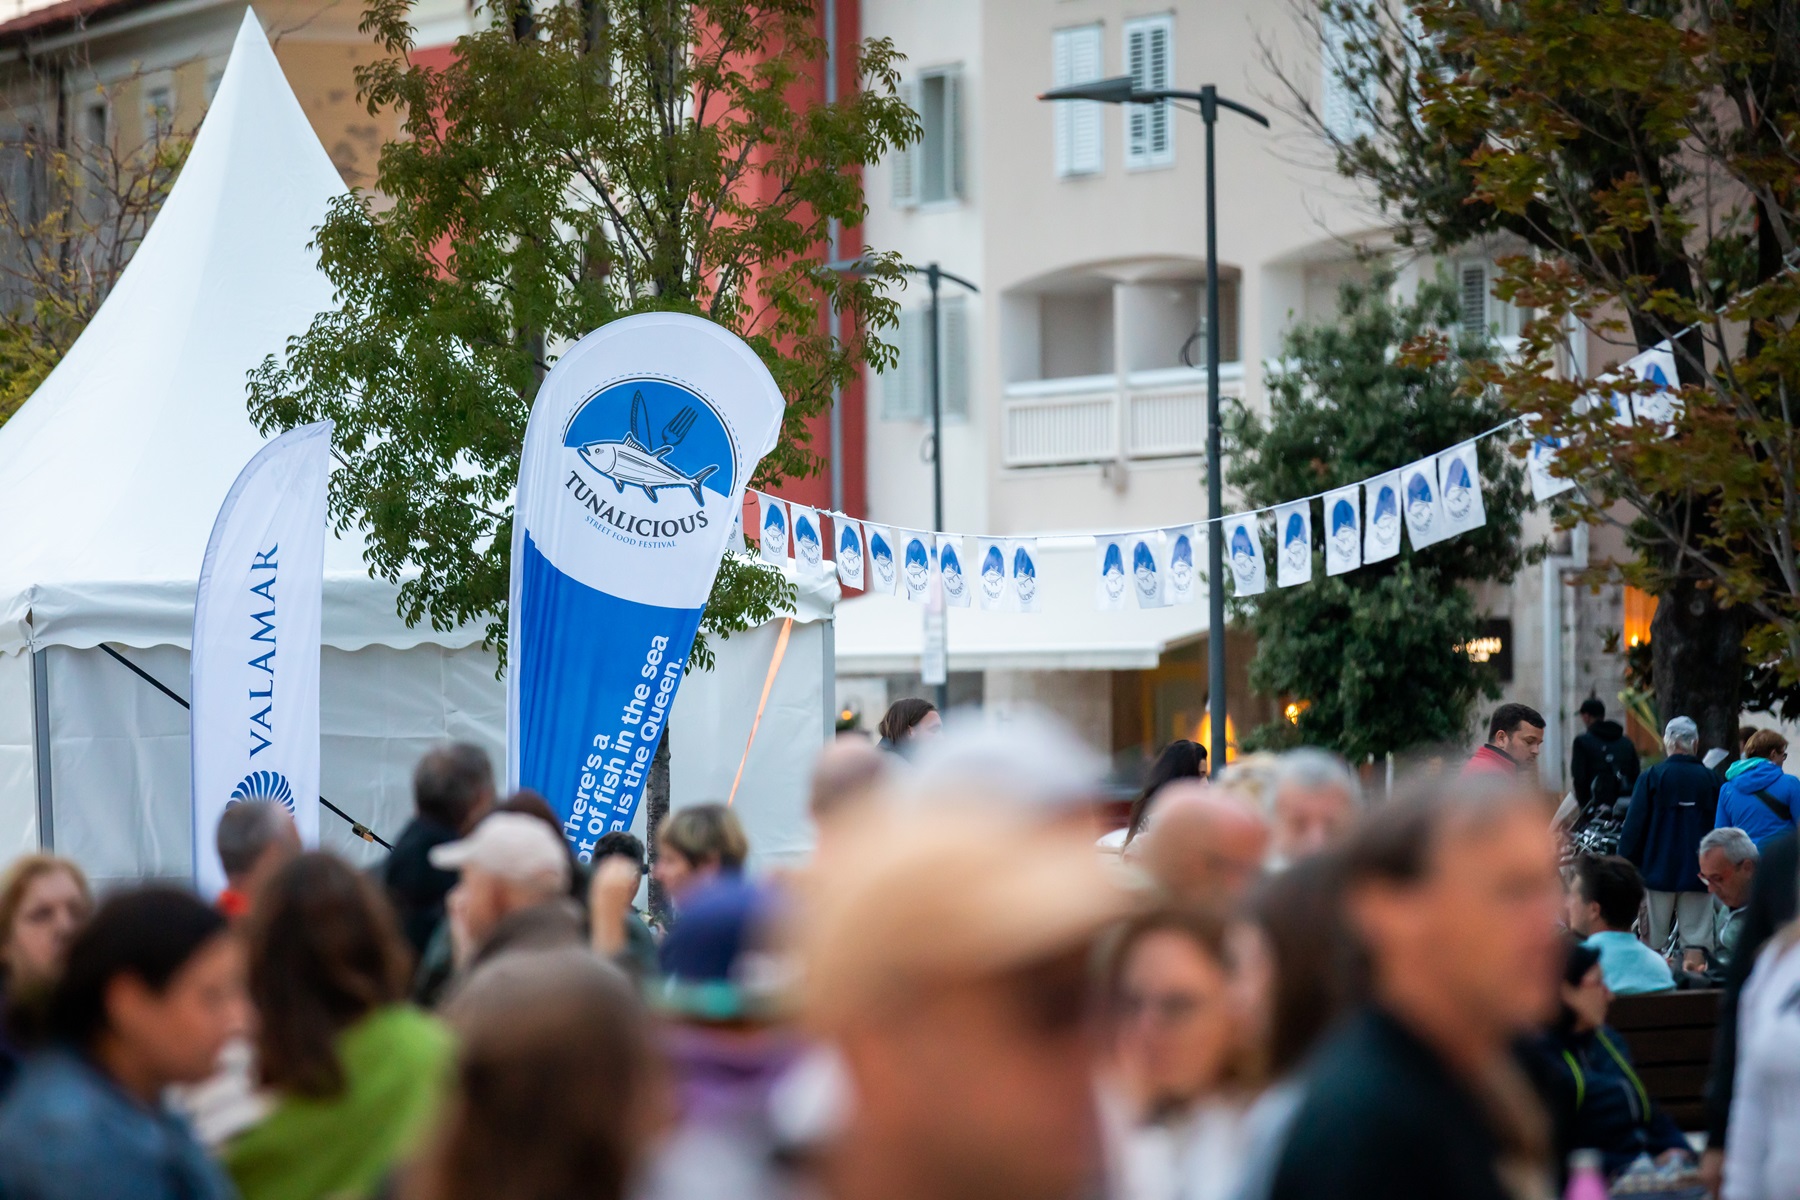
xmin=0 ymin=853 xmax=91 ymax=1095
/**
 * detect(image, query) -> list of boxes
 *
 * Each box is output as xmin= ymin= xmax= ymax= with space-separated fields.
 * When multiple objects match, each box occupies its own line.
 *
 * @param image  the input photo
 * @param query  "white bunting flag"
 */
xmin=790 ymin=504 xmax=824 ymax=574
xmin=1224 ymin=515 xmax=1266 ymax=598
xmin=1009 ymin=540 xmax=1043 ymax=613
xmin=1096 ymin=536 xmax=1129 ymax=610
xmin=976 ymin=538 xmax=1009 ymax=611
xmin=865 ymin=524 xmax=898 ymax=594
xmin=1323 ymin=486 xmax=1361 ymax=576
xmin=937 ymin=535 xmax=972 ymax=608
xmin=757 ymin=493 xmax=789 ymax=565
xmin=1128 ymin=532 xmax=1170 ymax=609
xmin=1364 ymin=471 xmax=1403 ymax=564
xmin=1528 ymin=432 xmax=1577 ymax=503
xmin=834 ymin=516 xmax=865 ymax=590
xmin=730 ymin=499 xmax=743 ymax=547
xmin=1400 ymin=457 xmax=1445 ymax=550
xmin=1165 ymin=526 xmax=1199 ymax=605
xmin=1627 ymin=341 xmax=1681 ymax=435
xmin=1275 ymin=501 xmax=1313 ymax=588
xmin=1436 ymin=443 xmax=1487 ymax=537
xmin=900 ymin=530 xmax=933 ymax=603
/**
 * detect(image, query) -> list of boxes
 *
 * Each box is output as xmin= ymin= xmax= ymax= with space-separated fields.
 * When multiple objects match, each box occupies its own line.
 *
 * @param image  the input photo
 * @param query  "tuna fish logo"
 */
xmin=575 ymin=390 xmax=720 ymax=505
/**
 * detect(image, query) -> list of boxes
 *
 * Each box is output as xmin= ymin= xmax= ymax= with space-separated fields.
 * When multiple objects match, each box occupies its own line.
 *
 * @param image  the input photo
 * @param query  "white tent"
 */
xmin=0 ymin=12 xmax=832 ymax=882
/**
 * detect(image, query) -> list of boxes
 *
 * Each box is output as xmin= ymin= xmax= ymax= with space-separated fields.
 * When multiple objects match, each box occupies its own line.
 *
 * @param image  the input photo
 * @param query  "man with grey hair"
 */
xmin=384 ymin=741 xmax=499 ymax=954
xmin=1620 ymin=716 xmax=1721 ymax=952
xmin=214 ymin=799 xmax=300 ymax=919
xmin=1697 ymin=827 xmax=1759 ymax=971
xmin=1267 ymin=747 xmax=1362 ymax=869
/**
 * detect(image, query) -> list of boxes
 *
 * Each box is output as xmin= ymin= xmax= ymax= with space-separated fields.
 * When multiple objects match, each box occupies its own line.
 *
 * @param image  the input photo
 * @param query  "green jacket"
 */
xmin=224 ymin=1005 xmax=454 ymax=1200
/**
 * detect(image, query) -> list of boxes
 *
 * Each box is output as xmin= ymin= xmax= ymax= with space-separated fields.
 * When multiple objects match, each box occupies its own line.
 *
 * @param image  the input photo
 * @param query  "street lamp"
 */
xmin=826 ymin=256 xmax=980 ymax=715
xmin=1038 ymin=76 xmax=1268 ymax=771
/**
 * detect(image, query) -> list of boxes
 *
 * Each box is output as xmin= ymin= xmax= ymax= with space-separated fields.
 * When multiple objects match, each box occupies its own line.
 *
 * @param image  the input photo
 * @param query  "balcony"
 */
xmin=1001 ymin=364 xmax=1243 ymax=468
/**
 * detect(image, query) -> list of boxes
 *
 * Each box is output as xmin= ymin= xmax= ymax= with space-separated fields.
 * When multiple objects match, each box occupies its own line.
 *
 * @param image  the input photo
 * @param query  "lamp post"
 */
xmin=1038 ymin=77 xmax=1267 ymax=770
xmin=826 ymin=256 xmax=979 ymax=715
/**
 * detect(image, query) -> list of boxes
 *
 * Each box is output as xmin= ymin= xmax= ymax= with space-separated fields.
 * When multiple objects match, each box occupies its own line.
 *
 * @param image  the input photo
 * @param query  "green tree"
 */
xmin=1271 ymin=0 xmax=1800 ymax=750
xmin=248 ymin=0 xmax=917 ymax=665
xmin=1227 ymin=269 xmax=1531 ymax=760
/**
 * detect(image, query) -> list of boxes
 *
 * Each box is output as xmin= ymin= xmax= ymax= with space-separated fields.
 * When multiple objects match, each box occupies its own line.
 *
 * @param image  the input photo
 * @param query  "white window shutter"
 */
xmin=883 ymin=308 xmax=919 ymax=420
xmin=1053 ymin=26 xmax=1103 ymax=177
xmin=1146 ymin=21 xmax=1171 ymax=159
xmin=939 ymin=295 xmax=970 ymax=418
xmin=944 ymin=70 xmax=964 ymax=201
xmin=1126 ymin=25 xmax=1149 ymax=165
xmin=891 ymin=79 xmax=920 ymax=208
xmin=1459 ymin=262 xmax=1490 ymax=338
xmin=1125 ymin=17 xmax=1174 ymax=169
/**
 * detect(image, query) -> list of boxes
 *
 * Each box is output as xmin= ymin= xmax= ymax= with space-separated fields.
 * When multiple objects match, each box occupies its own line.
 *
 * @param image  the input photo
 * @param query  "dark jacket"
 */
xmin=381 ymin=815 xmax=461 ymax=956
xmin=1618 ymin=754 xmax=1718 ymax=892
xmin=1714 ymin=757 xmax=1800 ymax=848
xmin=1528 ymin=1025 xmax=1687 ymax=1179
xmin=1571 ymin=720 xmax=1641 ymax=811
xmin=1705 ymin=830 xmax=1798 ymax=1147
xmin=1268 ymin=1008 xmax=1545 ymax=1200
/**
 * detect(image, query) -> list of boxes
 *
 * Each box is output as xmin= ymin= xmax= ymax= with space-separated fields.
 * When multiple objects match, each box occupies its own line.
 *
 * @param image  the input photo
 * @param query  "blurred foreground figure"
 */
xmin=404 ymin=949 xmax=664 ymax=1200
xmin=808 ymin=737 xmax=891 ymax=856
xmin=803 ymin=805 xmax=1131 ymax=1200
xmin=1100 ymin=907 xmax=1248 ymax=1200
xmin=1266 ymin=749 xmax=1361 ymax=869
xmin=0 ymin=888 xmax=249 ymax=1200
xmin=1267 ymin=780 xmax=1563 ymax=1200
xmin=1137 ymin=782 xmax=1270 ymax=912
xmin=433 ymin=812 xmax=581 ymax=980
xmin=225 ymin=854 xmax=453 ymax=1200
xmin=0 ymin=854 xmax=90 ymax=1097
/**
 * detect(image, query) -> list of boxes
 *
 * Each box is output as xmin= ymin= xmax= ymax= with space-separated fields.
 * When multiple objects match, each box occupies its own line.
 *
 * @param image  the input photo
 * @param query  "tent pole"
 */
xmin=31 ymin=649 xmax=52 ymax=851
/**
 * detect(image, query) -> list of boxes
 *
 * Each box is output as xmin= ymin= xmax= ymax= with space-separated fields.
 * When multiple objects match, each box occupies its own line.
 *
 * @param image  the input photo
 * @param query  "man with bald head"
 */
xmin=1136 ymin=780 xmax=1271 ymax=911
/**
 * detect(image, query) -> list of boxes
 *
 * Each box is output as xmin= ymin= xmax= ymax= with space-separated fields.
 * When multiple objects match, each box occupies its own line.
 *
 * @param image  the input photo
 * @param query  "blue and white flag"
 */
xmin=508 ymin=313 xmax=783 ymax=861
xmin=791 ymin=504 xmax=824 ymax=574
xmin=1224 ymin=515 xmax=1266 ymax=598
xmin=834 ymin=516 xmax=865 ymax=590
xmin=1364 ymin=471 xmax=1403 ymax=564
xmin=975 ymin=538 xmax=1008 ymax=611
xmin=1400 ymin=457 xmax=1445 ymax=550
xmin=937 ymin=535 xmax=972 ymax=608
xmin=1165 ymin=526 xmax=1199 ymax=604
xmin=1129 ymin=532 xmax=1169 ymax=609
xmin=1324 ymin=486 xmax=1361 ymax=576
xmin=757 ymin=492 xmax=789 ymax=565
xmin=1275 ymin=501 xmax=1312 ymax=588
xmin=191 ymin=421 xmax=332 ymax=898
xmin=1096 ymin=537 xmax=1129 ymax=610
xmin=865 ymin=524 xmax=898 ymax=594
xmin=1436 ymin=443 xmax=1486 ymax=537
xmin=900 ymin=530 xmax=933 ymax=603
xmin=1626 ymin=341 xmax=1681 ymax=434
xmin=1009 ymin=540 xmax=1043 ymax=613
xmin=1528 ymin=428 xmax=1576 ymax=503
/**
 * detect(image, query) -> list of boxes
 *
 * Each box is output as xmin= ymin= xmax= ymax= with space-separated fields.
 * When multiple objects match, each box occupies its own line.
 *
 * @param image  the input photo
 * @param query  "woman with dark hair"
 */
xmin=876 ymin=697 xmax=940 ymax=755
xmin=1123 ymin=740 xmax=1208 ymax=846
xmin=224 ymin=852 xmax=454 ymax=1200
xmin=0 ymin=853 xmax=90 ymax=1096
xmin=0 ymin=886 xmax=247 ymax=1200
xmin=1528 ymin=940 xmax=1690 ymax=1183
xmin=402 ymin=948 xmax=664 ymax=1200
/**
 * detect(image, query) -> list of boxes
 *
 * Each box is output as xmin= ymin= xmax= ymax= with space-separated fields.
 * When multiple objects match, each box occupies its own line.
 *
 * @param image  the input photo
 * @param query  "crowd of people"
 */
xmin=0 ymin=694 xmax=1795 ymax=1200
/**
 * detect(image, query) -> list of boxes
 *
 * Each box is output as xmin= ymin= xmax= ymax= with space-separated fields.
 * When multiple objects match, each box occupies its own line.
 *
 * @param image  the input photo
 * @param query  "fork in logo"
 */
xmin=660 ymin=407 xmax=697 ymax=449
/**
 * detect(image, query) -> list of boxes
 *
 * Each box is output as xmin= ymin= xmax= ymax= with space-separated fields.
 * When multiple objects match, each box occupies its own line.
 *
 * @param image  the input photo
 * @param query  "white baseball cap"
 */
xmin=429 ymin=812 xmax=572 ymax=891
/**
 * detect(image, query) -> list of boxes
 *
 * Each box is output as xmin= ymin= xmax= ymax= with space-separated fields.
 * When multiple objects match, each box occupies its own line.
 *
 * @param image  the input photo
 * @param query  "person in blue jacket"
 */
xmin=1529 ymin=941 xmax=1692 ymax=1183
xmin=1715 ymin=728 xmax=1800 ymax=849
xmin=1619 ymin=716 xmax=1719 ymax=952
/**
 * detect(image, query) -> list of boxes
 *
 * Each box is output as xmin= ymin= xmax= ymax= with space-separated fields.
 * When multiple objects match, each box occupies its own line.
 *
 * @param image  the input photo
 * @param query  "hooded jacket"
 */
xmin=1571 ymin=720 xmax=1641 ymax=810
xmin=1619 ymin=753 xmax=1718 ymax=892
xmin=1715 ymin=756 xmax=1800 ymax=848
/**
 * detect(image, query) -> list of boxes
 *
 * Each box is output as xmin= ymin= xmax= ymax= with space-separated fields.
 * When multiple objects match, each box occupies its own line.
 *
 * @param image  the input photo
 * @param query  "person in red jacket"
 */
xmin=1463 ymin=703 xmax=1546 ymax=778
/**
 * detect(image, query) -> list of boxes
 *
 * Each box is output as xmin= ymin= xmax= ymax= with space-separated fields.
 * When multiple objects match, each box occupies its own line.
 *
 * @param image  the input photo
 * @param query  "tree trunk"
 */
xmin=1650 ymin=575 xmax=1747 ymax=757
xmin=645 ymin=729 xmax=671 ymax=924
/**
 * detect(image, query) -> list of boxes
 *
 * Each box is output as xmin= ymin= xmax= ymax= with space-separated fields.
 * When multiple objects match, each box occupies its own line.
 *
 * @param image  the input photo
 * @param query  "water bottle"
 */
xmin=1565 ymin=1149 xmax=1609 ymax=1200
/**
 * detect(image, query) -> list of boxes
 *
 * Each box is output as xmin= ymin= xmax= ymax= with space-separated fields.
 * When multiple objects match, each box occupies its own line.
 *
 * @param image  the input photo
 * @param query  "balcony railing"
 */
xmin=1001 ymin=365 xmax=1244 ymax=468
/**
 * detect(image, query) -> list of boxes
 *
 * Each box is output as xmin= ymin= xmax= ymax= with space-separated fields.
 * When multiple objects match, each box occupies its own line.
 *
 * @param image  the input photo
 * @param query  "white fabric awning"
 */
xmin=832 ymin=542 xmax=1209 ymax=673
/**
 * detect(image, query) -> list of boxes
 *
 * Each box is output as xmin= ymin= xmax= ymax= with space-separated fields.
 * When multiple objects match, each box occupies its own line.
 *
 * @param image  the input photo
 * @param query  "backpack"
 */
xmin=1591 ymin=739 xmax=1633 ymax=811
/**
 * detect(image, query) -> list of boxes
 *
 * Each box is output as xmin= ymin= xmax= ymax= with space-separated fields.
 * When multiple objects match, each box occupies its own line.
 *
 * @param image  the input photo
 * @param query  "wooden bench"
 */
xmin=1609 ymin=989 xmax=1721 ymax=1131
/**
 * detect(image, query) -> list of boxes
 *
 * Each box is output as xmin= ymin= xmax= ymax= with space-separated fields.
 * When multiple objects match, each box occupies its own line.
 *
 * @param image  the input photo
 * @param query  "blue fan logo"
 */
xmin=230 ymin=770 xmax=295 ymax=813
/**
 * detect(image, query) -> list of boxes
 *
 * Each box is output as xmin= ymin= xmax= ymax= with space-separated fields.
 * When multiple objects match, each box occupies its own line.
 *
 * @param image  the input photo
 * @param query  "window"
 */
xmin=1457 ymin=259 xmax=1525 ymax=341
xmin=1052 ymin=24 xmax=1103 ymax=177
xmin=82 ymin=100 xmax=107 ymax=149
xmin=1319 ymin=8 xmax=1365 ymax=143
xmin=1124 ymin=14 xmax=1173 ymax=170
xmin=882 ymin=295 xmax=971 ymax=421
xmin=891 ymin=68 xmax=964 ymax=208
xmin=141 ymin=76 xmax=174 ymax=144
